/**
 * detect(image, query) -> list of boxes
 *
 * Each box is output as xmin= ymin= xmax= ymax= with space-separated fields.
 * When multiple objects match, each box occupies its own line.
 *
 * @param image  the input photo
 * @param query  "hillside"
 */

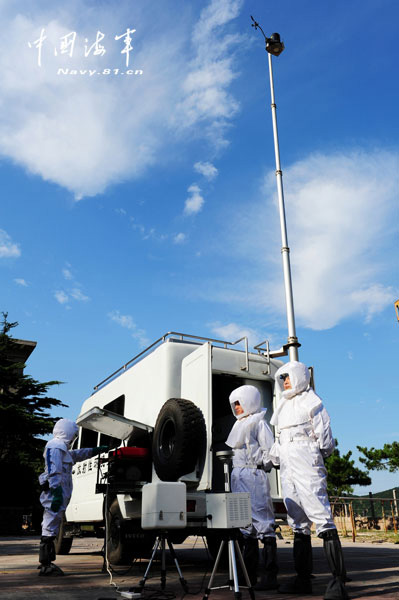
xmin=357 ymin=486 xmax=399 ymax=499
xmin=350 ymin=486 xmax=399 ymax=518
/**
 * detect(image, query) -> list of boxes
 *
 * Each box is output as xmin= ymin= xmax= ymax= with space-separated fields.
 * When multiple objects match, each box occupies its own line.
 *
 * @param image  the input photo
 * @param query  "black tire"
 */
xmin=106 ymin=499 xmax=154 ymax=565
xmin=54 ymin=516 xmax=73 ymax=555
xmin=152 ymin=398 xmax=206 ymax=481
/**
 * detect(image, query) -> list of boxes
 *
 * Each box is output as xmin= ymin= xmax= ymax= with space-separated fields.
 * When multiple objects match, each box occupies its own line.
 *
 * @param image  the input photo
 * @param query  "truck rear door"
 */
xmin=181 ymin=342 xmax=212 ymax=491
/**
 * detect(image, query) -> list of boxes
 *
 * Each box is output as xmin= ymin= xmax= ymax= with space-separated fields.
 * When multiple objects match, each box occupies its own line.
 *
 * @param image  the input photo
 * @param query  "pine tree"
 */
xmin=325 ymin=440 xmax=371 ymax=496
xmin=0 ymin=312 xmax=66 ymax=509
xmin=357 ymin=442 xmax=399 ymax=473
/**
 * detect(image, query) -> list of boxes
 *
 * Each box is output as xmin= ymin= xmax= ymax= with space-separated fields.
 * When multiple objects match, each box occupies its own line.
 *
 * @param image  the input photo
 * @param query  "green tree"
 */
xmin=357 ymin=442 xmax=399 ymax=473
xmin=325 ymin=440 xmax=371 ymax=496
xmin=0 ymin=312 xmax=66 ymax=509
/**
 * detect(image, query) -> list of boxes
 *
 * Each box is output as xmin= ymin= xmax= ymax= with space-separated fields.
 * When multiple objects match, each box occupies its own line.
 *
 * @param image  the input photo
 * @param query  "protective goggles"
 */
xmin=279 ymin=373 xmax=290 ymax=381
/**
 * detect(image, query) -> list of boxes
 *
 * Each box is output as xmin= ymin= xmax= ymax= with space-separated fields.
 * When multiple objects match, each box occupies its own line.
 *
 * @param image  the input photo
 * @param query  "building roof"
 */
xmin=7 ymin=339 xmax=37 ymax=365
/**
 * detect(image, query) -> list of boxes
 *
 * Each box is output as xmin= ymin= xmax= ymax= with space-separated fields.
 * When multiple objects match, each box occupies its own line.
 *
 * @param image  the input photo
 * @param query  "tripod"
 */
xmin=202 ymin=451 xmax=255 ymax=600
xmin=138 ymin=532 xmax=188 ymax=593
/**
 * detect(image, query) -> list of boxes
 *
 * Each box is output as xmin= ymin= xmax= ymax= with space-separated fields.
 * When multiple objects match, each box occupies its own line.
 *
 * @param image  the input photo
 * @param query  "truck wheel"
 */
xmin=106 ymin=499 xmax=155 ymax=565
xmin=106 ymin=499 xmax=134 ymax=565
xmin=152 ymin=398 xmax=206 ymax=481
xmin=54 ymin=516 xmax=73 ymax=555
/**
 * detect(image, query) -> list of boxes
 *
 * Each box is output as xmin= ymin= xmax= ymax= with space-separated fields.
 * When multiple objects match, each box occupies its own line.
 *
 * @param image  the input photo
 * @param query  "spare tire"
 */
xmin=152 ymin=398 xmax=206 ymax=481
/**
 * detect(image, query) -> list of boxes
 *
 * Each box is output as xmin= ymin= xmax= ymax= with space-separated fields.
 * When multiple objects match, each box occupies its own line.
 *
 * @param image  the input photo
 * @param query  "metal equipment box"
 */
xmin=141 ymin=482 xmax=187 ymax=529
xmin=205 ymin=493 xmax=252 ymax=529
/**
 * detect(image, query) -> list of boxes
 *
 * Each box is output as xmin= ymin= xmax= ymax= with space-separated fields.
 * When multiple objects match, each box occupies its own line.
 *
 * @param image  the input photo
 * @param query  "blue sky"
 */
xmin=1 ymin=0 xmax=398 ymax=494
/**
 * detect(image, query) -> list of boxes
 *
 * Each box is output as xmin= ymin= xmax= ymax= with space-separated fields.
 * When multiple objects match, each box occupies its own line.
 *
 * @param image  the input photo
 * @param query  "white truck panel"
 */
xmin=67 ymin=456 xmax=104 ymax=522
xmin=181 ymin=342 xmax=212 ymax=490
xmin=78 ymin=342 xmax=195 ymax=424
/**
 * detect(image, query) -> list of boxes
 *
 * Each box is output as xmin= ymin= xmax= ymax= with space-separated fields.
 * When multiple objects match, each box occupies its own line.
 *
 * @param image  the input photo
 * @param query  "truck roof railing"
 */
xmin=93 ymin=331 xmax=250 ymax=391
xmin=93 ymin=331 xmax=289 ymax=392
xmin=93 ymin=331 xmax=256 ymax=393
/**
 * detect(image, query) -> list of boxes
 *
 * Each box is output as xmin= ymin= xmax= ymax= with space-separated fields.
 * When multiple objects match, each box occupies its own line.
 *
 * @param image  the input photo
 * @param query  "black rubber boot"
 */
xmin=279 ymin=532 xmax=313 ymax=594
xmin=319 ymin=529 xmax=349 ymax=600
xmin=239 ymin=537 xmax=259 ymax=586
xmin=38 ymin=536 xmax=64 ymax=576
xmin=254 ymin=536 xmax=278 ymax=590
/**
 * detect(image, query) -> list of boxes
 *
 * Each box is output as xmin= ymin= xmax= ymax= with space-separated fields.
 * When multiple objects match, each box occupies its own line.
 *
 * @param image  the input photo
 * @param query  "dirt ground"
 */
xmin=0 ymin=535 xmax=398 ymax=600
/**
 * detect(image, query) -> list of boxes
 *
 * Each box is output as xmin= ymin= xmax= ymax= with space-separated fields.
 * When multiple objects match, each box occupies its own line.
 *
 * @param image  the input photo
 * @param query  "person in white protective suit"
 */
xmin=225 ymin=385 xmax=278 ymax=590
xmin=38 ymin=418 xmax=107 ymax=576
xmin=270 ymin=362 xmax=348 ymax=600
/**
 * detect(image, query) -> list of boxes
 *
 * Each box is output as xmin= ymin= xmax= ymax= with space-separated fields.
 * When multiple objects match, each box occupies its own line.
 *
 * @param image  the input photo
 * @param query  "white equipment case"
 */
xmin=141 ymin=482 xmax=187 ymax=529
xmin=205 ymin=492 xmax=252 ymax=529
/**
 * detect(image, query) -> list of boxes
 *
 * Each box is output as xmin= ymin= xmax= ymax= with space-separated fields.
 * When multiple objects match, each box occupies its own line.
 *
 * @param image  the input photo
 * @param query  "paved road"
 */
xmin=0 ymin=536 xmax=398 ymax=600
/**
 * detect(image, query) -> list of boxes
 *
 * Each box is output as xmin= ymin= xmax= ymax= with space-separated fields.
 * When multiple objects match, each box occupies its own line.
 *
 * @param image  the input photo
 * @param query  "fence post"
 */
xmin=341 ymin=504 xmax=347 ymax=537
xmin=349 ymin=502 xmax=356 ymax=542
xmin=391 ymin=501 xmax=398 ymax=534
xmin=381 ymin=501 xmax=387 ymax=533
xmin=337 ymin=504 xmax=342 ymax=536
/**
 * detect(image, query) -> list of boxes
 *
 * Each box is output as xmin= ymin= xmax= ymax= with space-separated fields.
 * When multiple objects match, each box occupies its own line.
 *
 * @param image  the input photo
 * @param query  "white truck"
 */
xmin=61 ymin=332 xmax=287 ymax=563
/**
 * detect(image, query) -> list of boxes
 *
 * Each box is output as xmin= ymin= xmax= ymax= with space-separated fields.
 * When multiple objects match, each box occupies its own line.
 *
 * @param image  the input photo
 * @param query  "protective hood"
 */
xmin=274 ymin=361 xmax=310 ymax=400
xmin=52 ymin=419 xmax=79 ymax=445
xmin=271 ymin=361 xmax=322 ymax=428
xmin=226 ymin=410 xmax=266 ymax=449
xmin=229 ymin=385 xmax=262 ymax=419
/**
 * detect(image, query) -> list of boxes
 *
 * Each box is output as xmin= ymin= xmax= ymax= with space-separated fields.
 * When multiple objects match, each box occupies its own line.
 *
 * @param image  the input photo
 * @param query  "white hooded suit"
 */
xmin=226 ymin=385 xmax=276 ymax=539
xmin=270 ymin=362 xmax=335 ymax=535
xmin=39 ymin=419 xmax=96 ymax=537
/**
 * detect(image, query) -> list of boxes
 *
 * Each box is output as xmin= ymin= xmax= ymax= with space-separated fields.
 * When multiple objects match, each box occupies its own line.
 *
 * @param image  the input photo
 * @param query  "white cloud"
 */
xmin=54 ymin=290 xmax=69 ymax=305
xmin=350 ymin=284 xmax=395 ymax=324
xmin=69 ymin=288 xmax=89 ymax=302
xmin=282 ymin=151 xmax=398 ymax=329
xmin=0 ymin=1 xmax=243 ymax=199
xmin=184 ymin=184 xmax=204 ymax=215
xmin=173 ymin=232 xmax=187 ymax=244
xmin=130 ymin=217 xmax=167 ymax=242
xmin=176 ymin=0 xmax=243 ymax=147
xmin=54 ymin=264 xmax=90 ymax=305
xmin=209 ymin=321 xmax=266 ymax=349
xmin=109 ymin=311 xmax=135 ymax=330
xmin=194 ymin=161 xmax=218 ymax=180
xmin=14 ymin=278 xmax=28 ymax=286
xmin=62 ymin=268 xmax=73 ymax=280
xmin=192 ymin=0 xmax=243 ymax=44
xmin=109 ymin=310 xmax=149 ymax=347
xmin=0 ymin=229 xmax=21 ymax=258
xmin=205 ymin=150 xmax=398 ymax=330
